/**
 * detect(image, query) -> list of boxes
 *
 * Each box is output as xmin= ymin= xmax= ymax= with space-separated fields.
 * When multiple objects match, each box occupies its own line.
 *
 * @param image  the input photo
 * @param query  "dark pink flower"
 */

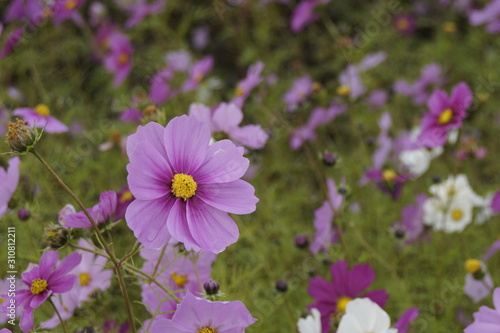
xmin=393 ymin=14 xmax=416 ymax=35
xmin=308 ymin=260 xmax=389 ymax=333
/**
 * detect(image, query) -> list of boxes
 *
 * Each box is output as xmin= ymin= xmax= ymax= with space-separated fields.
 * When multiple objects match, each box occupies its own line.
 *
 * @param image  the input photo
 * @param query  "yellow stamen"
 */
xmin=0 ymin=298 xmax=5 ymax=304
xmin=79 ymin=272 xmax=92 ymax=287
xmin=396 ymin=18 xmax=409 ymax=30
xmin=438 ymin=108 xmax=453 ymax=124
xmin=443 ymin=22 xmax=457 ymax=33
xmin=143 ymin=105 xmax=156 ymax=116
xmin=194 ymin=73 xmax=203 ymax=83
xmin=170 ymin=272 xmax=188 ymax=288
xmin=118 ymin=53 xmax=129 ymax=65
xmin=382 ymin=169 xmax=397 ymax=182
xmin=34 ymin=104 xmax=50 ymax=117
xmin=451 ymin=209 xmax=463 ymax=221
xmin=465 ymin=259 xmax=481 ymax=274
xmin=336 ymin=296 xmax=352 ymax=313
xmin=31 ymin=279 xmax=48 ymax=295
xmin=120 ymin=191 xmax=133 ymax=202
xmin=236 ymin=86 xmax=245 ymax=97
xmin=312 ymin=82 xmax=322 ymax=93
xmin=65 ymin=0 xmax=77 ymax=10
xmin=197 ymin=326 xmax=218 ymax=333
xmin=336 ymin=85 xmax=351 ymax=96
xmin=171 ymin=174 xmax=197 ymax=200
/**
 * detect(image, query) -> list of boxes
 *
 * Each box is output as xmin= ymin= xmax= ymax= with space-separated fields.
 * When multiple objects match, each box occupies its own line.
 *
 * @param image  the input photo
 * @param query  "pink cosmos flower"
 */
xmin=4 ymin=0 xmax=45 ymax=26
xmin=393 ymin=63 xmax=445 ymax=105
xmin=465 ymin=288 xmax=500 ymax=333
xmin=417 ymin=82 xmax=472 ymax=148
xmin=291 ymin=0 xmax=330 ymax=33
xmin=308 ymin=260 xmax=389 ymax=333
xmin=149 ymin=291 xmax=257 ymax=332
xmin=65 ymin=191 xmax=118 ymax=228
xmin=51 ymin=0 xmax=85 ymax=25
xmin=230 ymin=61 xmax=264 ymax=108
xmin=104 ymin=31 xmax=133 ymax=87
xmin=393 ymin=14 xmax=416 ymax=35
xmin=140 ymin=243 xmax=216 ymax=319
xmin=124 ymin=0 xmax=166 ymax=29
xmin=189 ymin=102 xmax=269 ymax=149
xmin=13 ymin=104 xmax=68 ymax=133
xmin=391 ymin=194 xmax=429 ymax=244
xmin=125 ymin=115 xmax=259 ymax=253
xmin=149 ymin=67 xmax=177 ymax=105
xmin=18 ymin=250 xmax=82 ymax=332
xmin=0 ymin=156 xmax=20 ymax=219
xmin=309 ymin=178 xmax=344 ymax=254
xmin=469 ymin=0 xmax=500 ymax=33
xmin=181 ymin=56 xmax=214 ymax=92
xmin=283 ymin=75 xmax=314 ymax=112
xmin=0 ymin=27 xmax=24 ymax=59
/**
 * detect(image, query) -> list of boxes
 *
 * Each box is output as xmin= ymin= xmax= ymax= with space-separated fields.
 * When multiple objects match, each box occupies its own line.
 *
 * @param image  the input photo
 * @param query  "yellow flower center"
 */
xmin=34 ymin=104 xmax=50 ymax=117
xmin=31 ymin=279 xmax=48 ymax=295
xmin=0 ymin=298 xmax=5 ymax=304
xmin=443 ymin=22 xmax=456 ymax=33
xmin=336 ymin=85 xmax=351 ymax=96
xmin=438 ymin=108 xmax=453 ymax=124
xmin=382 ymin=169 xmax=397 ymax=182
xmin=171 ymin=173 xmax=197 ymax=200
xmin=65 ymin=0 xmax=77 ymax=10
xmin=312 ymin=82 xmax=322 ymax=93
xmin=194 ymin=73 xmax=203 ymax=83
xmin=465 ymin=259 xmax=481 ymax=274
xmin=197 ymin=326 xmax=218 ymax=333
xmin=118 ymin=53 xmax=129 ymax=65
xmin=143 ymin=105 xmax=156 ymax=116
xmin=79 ymin=272 xmax=92 ymax=287
xmin=171 ymin=272 xmax=188 ymax=288
xmin=451 ymin=209 xmax=463 ymax=221
xmin=396 ymin=18 xmax=409 ymax=30
xmin=337 ymin=296 xmax=352 ymax=313
xmin=236 ymin=86 xmax=245 ymax=97
xmin=120 ymin=191 xmax=133 ymax=202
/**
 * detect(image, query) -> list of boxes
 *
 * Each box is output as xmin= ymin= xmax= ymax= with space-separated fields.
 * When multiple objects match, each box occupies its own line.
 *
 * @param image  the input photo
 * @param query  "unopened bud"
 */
xmin=5 ymin=119 xmax=41 ymax=154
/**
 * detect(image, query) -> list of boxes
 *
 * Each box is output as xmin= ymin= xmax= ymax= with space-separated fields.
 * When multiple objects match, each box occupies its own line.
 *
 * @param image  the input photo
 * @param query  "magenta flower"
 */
xmin=490 ymin=190 xmax=500 ymax=213
xmin=0 ymin=27 xmax=24 ymax=59
xmin=51 ymin=0 xmax=85 ymax=25
xmin=0 ymin=156 xmax=20 ymax=219
xmin=18 ymin=250 xmax=82 ymax=332
xmin=394 ymin=307 xmax=419 ymax=333
xmin=309 ymin=178 xmax=343 ymax=254
xmin=283 ymin=75 xmax=314 ymax=112
xmin=181 ymin=56 xmax=214 ymax=92
xmin=124 ymin=0 xmax=166 ymax=29
xmin=230 ymin=61 xmax=264 ymax=108
xmin=391 ymin=193 xmax=429 ymax=244
xmin=393 ymin=63 xmax=445 ymax=105
xmin=65 ymin=191 xmax=118 ymax=228
xmin=149 ymin=67 xmax=177 ymax=105
xmin=125 ymin=115 xmax=258 ymax=253
xmin=393 ymin=14 xmax=416 ymax=35
xmin=417 ymin=82 xmax=472 ymax=148
xmin=114 ymin=187 xmax=135 ymax=221
xmin=189 ymin=102 xmax=269 ymax=149
xmin=365 ymin=169 xmax=410 ymax=201
xmin=465 ymin=288 xmax=500 ymax=333
xmin=308 ymin=260 xmax=389 ymax=333
xmin=13 ymin=104 xmax=68 ymax=133
xmin=104 ymin=31 xmax=133 ymax=87
xmin=291 ymin=0 xmax=330 ymax=32
xmin=120 ymin=107 xmax=143 ymax=124
xmin=4 ymin=0 xmax=45 ymax=26
xmin=469 ymin=0 xmax=500 ymax=33
xmin=149 ymin=291 xmax=257 ymax=332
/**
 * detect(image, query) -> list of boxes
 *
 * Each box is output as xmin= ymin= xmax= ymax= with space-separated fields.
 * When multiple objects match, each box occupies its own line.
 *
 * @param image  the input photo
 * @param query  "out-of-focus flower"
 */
xmin=125 ymin=115 xmax=258 ymax=253
xmin=465 ymin=288 xmax=500 ymax=333
xmin=189 ymin=102 xmax=269 ymax=149
xmin=149 ymin=292 xmax=257 ymax=332
xmin=230 ymin=61 xmax=264 ymax=108
xmin=165 ymin=50 xmax=192 ymax=72
xmin=181 ymin=56 xmax=214 ymax=92
xmin=464 ymin=259 xmax=493 ymax=303
xmin=104 ymin=32 xmax=133 ymax=87
xmin=13 ymin=104 xmax=68 ymax=133
xmin=393 ymin=14 xmax=416 ymax=35
xmin=0 ymin=157 xmax=20 ymax=219
xmin=469 ymin=0 xmax=500 ymax=34
xmin=308 ymin=260 xmax=389 ymax=332
xmin=283 ymin=75 xmax=314 ymax=112
xmin=124 ymin=0 xmax=166 ymax=29
xmin=0 ymin=27 xmax=24 ymax=59
xmin=51 ymin=0 xmax=85 ymax=25
xmin=393 ymin=63 xmax=445 ymax=105
xmin=392 ymin=193 xmax=429 ymax=244
xmin=291 ymin=0 xmax=330 ymax=33
xmin=192 ymin=26 xmax=210 ymax=50
xmin=65 ymin=191 xmax=118 ymax=228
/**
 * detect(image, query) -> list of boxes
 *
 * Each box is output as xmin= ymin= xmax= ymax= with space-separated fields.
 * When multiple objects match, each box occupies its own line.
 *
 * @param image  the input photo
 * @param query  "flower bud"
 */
xmin=203 ymin=279 xmax=220 ymax=295
xmin=18 ymin=208 xmax=30 ymax=221
xmin=322 ymin=152 xmax=337 ymax=166
xmin=43 ymin=224 xmax=69 ymax=249
xmin=275 ymin=280 xmax=288 ymax=293
xmin=5 ymin=119 xmax=41 ymax=154
xmin=294 ymin=235 xmax=309 ymax=249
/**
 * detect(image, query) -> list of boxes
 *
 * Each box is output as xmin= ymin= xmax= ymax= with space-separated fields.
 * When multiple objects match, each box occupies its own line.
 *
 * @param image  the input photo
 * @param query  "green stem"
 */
xmin=32 ymin=150 xmax=137 ymax=333
xmin=49 ymin=298 xmax=69 ymax=333
xmin=119 ymin=241 xmax=142 ymax=265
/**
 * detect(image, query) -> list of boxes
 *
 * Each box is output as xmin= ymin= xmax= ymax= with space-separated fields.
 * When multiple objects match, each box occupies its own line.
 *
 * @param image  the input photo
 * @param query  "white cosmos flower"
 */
xmin=297 ymin=308 xmax=321 ymax=333
xmin=430 ymin=174 xmax=483 ymax=206
xmin=423 ymin=192 xmax=474 ymax=233
xmin=337 ymin=298 xmax=397 ymax=333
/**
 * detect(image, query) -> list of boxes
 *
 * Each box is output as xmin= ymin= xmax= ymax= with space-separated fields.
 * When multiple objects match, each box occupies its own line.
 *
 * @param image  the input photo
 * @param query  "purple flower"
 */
xmin=230 ymin=61 xmax=264 ymax=108
xmin=309 ymin=178 xmax=343 ymax=254
xmin=393 ymin=14 xmax=416 ymax=35
xmin=365 ymin=90 xmax=389 ymax=109
xmin=191 ymin=26 xmax=210 ymax=50
xmin=491 ymin=190 xmax=500 ymax=213
xmin=4 ymin=0 xmax=45 ymax=26
xmin=283 ymin=75 xmax=314 ymax=112
xmin=125 ymin=115 xmax=259 ymax=253
xmin=189 ymin=102 xmax=269 ymax=149
xmin=18 ymin=250 xmax=82 ymax=332
xmin=291 ymin=0 xmax=330 ymax=33
xmin=392 ymin=194 xmax=429 ymax=244
xmin=393 ymin=63 xmax=445 ymax=105
xmin=0 ymin=157 xmax=20 ymax=219
xmin=365 ymin=169 xmax=410 ymax=200
xmin=120 ymin=107 xmax=143 ymax=124
xmin=165 ymin=50 xmax=192 ymax=72
xmin=0 ymin=27 xmax=24 ymax=59
xmin=124 ymin=0 xmax=166 ymax=29
xmin=13 ymin=104 xmax=68 ymax=133
xmin=394 ymin=307 xmax=419 ymax=333
xmin=465 ymin=267 xmax=493 ymax=303
xmin=417 ymin=82 xmax=472 ymax=148
xmin=51 ymin=0 xmax=85 ymax=25
xmin=181 ymin=56 xmax=214 ymax=92
xmin=104 ymin=31 xmax=133 ymax=87
xmin=149 ymin=291 xmax=257 ymax=332
xmin=465 ymin=288 xmax=500 ymax=333
xmin=149 ymin=67 xmax=177 ymax=105
xmin=308 ymin=260 xmax=389 ymax=333
xmin=114 ymin=187 xmax=135 ymax=221
xmin=469 ymin=0 xmax=500 ymax=33
xmin=65 ymin=191 xmax=118 ymax=228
